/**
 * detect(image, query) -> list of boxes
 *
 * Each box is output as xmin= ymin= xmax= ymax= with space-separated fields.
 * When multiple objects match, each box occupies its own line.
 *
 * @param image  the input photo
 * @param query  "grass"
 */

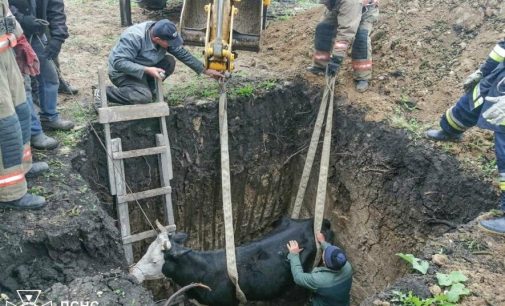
xmin=389 ymin=108 xmax=428 ymax=139
xmin=165 ymin=77 xmax=220 ymax=105
xmin=28 ymin=186 xmax=48 ymax=196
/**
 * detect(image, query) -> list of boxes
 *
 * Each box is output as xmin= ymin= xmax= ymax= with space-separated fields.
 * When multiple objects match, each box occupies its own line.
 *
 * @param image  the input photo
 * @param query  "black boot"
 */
xmin=0 ymin=193 xmax=46 ymax=210
xmin=26 ymin=162 xmax=50 ymax=178
xmin=58 ymin=80 xmax=79 ymax=95
xmin=479 ymin=193 xmax=505 ymax=235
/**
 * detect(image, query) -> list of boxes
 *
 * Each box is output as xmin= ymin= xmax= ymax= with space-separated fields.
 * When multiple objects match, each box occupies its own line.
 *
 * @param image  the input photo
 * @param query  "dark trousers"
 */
xmin=106 ymin=55 xmax=176 ymax=105
xmin=440 ymin=92 xmax=505 ymax=192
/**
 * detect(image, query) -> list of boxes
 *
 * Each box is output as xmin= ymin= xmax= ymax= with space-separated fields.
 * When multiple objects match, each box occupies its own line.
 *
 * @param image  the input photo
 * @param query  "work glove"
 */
xmin=17 ymin=15 xmax=47 ymax=35
xmin=482 ymin=95 xmax=505 ymax=125
xmin=14 ymin=34 xmax=40 ymax=76
xmin=326 ymin=55 xmax=343 ymax=77
xmin=463 ymin=69 xmax=483 ymax=92
xmin=44 ymin=38 xmax=63 ymax=60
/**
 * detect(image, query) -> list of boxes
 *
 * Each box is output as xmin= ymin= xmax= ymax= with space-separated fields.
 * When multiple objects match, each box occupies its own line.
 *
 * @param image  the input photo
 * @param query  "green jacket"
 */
xmin=287 ymin=242 xmax=353 ymax=306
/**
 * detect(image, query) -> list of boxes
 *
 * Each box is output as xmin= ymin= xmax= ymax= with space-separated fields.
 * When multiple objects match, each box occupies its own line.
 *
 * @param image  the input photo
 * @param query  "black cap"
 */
xmin=152 ymin=19 xmax=183 ymax=48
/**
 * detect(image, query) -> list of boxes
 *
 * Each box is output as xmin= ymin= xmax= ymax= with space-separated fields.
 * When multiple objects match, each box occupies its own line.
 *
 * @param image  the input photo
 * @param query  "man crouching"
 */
xmin=105 ymin=19 xmax=223 ymax=105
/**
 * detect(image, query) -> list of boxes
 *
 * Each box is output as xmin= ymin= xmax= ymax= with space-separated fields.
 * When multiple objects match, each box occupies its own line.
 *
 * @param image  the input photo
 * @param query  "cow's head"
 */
xmin=129 ymin=220 xmax=171 ymax=283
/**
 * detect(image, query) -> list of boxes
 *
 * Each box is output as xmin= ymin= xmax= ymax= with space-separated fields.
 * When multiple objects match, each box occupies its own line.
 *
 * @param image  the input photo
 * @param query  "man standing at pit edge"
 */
xmin=287 ymin=232 xmax=353 ymax=306
xmin=425 ymin=40 xmax=505 ymax=235
xmin=103 ymin=19 xmax=223 ymax=106
xmin=0 ymin=0 xmax=46 ymax=209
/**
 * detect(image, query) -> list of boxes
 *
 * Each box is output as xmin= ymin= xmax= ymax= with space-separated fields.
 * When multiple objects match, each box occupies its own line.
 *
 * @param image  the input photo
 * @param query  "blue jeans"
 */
xmin=30 ymin=35 xmax=60 ymax=122
xmin=23 ymin=76 xmax=43 ymax=136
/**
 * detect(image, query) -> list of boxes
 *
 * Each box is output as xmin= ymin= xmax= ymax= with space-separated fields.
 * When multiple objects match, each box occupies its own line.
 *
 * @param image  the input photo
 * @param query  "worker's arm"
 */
xmin=480 ymin=41 xmax=505 ymax=77
xmin=109 ymin=34 xmax=148 ymax=80
xmin=168 ymin=45 xmax=205 ymax=74
xmin=287 ymin=253 xmax=319 ymax=290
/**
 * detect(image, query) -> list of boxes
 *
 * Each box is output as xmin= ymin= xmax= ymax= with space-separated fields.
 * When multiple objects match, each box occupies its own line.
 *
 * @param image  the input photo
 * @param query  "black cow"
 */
xmin=162 ymin=217 xmax=334 ymax=306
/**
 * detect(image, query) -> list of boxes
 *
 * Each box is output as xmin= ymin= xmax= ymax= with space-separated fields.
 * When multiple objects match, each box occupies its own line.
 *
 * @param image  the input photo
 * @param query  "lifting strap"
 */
xmin=219 ymin=81 xmax=247 ymax=304
xmin=290 ymin=74 xmax=337 ymax=268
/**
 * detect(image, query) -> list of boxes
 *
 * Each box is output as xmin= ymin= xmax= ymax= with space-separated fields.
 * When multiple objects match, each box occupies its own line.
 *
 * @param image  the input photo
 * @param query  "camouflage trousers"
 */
xmin=0 ymin=48 xmax=32 ymax=202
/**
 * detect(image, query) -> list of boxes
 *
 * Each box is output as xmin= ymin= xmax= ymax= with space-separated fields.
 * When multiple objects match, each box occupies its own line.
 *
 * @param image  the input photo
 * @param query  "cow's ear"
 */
xmin=171 ymin=232 xmax=188 ymax=245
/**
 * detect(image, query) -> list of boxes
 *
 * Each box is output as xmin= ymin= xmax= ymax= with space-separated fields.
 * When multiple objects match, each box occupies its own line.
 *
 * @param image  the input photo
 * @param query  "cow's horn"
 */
xmin=155 ymin=220 xmax=167 ymax=233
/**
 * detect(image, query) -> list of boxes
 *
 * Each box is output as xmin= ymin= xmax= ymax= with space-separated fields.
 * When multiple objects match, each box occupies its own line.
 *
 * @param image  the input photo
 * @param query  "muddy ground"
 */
xmin=1 ymin=0 xmax=505 ymax=305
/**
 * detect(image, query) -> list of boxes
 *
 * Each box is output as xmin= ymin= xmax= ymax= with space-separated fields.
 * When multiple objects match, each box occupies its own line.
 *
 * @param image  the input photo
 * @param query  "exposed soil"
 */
xmin=79 ymin=81 xmax=496 ymax=304
xmin=2 ymin=0 xmax=504 ymax=305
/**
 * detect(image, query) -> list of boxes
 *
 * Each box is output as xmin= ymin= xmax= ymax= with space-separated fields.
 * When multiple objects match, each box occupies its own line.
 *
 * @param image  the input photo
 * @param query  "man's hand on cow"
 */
xmin=144 ymin=67 xmax=166 ymax=80
xmin=316 ymin=232 xmax=326 ymax=244
xmin=287 ymin=240 xmax=303 ymax=254
xmin=204 ymin=69 xmax=225 ymax=80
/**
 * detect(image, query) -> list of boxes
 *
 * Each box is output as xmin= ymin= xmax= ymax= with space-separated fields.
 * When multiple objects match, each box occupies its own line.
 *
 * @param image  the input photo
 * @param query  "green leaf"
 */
xmin=396 ymin=253 xmax=430 ymax=274
xmin=437 ymin=271 xmax=468 ymax=287
xmin=446 ymin=283 xmax=470 ymax=303
xmin=396 ymin=253 xmax=415 ymax=264
xmin=412 ymin=259 xmax=429 ymax=275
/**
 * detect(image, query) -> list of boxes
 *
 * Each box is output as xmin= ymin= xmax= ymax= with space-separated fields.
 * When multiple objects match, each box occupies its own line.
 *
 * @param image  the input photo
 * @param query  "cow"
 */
xmin=130 ymin=217 xmax=334 ymax=306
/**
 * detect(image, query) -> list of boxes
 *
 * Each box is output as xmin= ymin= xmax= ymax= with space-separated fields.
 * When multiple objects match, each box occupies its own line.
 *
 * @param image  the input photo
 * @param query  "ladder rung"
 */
xmin=117 ymin=186 xmax=172 ymax=203
xmin=122 ymin=224 xmax=177 ymax=245
xmin=98 ymin=102 xmax=170 ymax=124
xmin=113 ymin=146 xmax=168 ymax=159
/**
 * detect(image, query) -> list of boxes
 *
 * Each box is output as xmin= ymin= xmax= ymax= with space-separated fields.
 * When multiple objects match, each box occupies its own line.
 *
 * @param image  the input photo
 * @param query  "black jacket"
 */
xmin=10 ymin=0 xmax=68 ymax=41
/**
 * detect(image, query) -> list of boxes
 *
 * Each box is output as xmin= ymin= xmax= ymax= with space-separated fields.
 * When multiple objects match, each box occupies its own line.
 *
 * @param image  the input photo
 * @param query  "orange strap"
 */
xmin=0 ymin=33 xmax=18 ymax=52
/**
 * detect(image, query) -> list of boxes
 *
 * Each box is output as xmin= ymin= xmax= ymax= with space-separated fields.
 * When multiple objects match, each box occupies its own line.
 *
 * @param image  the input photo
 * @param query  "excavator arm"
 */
xmin=180 ymin=0 xmax=269 ymax=73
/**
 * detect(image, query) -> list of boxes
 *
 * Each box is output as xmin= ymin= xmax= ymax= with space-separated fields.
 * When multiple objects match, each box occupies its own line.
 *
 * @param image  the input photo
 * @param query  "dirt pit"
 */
xmin=72 ymin=80 xmax=498 ymax=305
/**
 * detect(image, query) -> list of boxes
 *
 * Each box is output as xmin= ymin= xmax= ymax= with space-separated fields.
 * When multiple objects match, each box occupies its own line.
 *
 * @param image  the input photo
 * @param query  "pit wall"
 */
xmin=79 ymin=80 xmax=497 ymax=303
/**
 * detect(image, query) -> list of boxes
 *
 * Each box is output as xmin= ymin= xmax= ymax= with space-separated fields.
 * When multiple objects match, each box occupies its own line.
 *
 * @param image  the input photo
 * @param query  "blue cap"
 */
xmin=152 ymin=19 xmax=184 ymax=48
xmin=323 ymin=245 xmax=347 ymax=271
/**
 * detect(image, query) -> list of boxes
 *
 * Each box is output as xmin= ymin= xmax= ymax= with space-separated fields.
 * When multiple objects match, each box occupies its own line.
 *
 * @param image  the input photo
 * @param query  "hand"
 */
xmin=463 ymin=69 xmax=482 ymax=92
xmin=286 ymin=240 xmax=303 ymax=254
xmin=44 ymin=39 xmax=63 ymax=60
xmin=144 ymin=67 xmax=165 ymax=80
xmin=19 ymin=15 xmax=46 ymax=34
xmin=326 ymin=55 xmax=343 ymax=76
xmin=316 ymin=232 xmax=326 ymax=243
xmin=204 ymin=69 xmax=225 ymax=80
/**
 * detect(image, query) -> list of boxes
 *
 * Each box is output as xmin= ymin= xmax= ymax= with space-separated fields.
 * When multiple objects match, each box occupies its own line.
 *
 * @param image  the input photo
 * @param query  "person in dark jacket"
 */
xmin=286 ymin=232 xmax=353 ymax=306
xmin=9 ymin=0 xmax=74 ymax=140
xmin=425 ymin=40 xmax=505 ymax=234
xmin=105 ymin=19 xmax=223 ymax=105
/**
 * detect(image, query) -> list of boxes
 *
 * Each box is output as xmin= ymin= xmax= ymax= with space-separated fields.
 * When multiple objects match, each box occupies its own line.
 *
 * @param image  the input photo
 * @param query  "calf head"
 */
xmin=129 ymin=220 xmax=171 ymax=283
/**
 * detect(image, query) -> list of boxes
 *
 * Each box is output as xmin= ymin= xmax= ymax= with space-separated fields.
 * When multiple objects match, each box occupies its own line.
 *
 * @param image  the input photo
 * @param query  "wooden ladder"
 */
xmin=97 ymin=71 xmax=176 ymax=265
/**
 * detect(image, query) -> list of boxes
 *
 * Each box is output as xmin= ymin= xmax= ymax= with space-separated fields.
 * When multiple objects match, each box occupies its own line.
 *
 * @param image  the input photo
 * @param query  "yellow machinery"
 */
xmin=180 ymin=0 xmax=270 ymax=72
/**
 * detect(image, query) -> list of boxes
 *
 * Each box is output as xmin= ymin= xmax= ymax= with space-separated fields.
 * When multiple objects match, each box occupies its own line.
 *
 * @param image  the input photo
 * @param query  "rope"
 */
xmin=291 ymin=81 xmax=331 ymax=219
xmin=290 ymin=71 xmax=337 ymax=268
xmin=218 ymin=80 xmax=247 ymax=304
xmin=313 ymin=74 xmax=336 ymax=267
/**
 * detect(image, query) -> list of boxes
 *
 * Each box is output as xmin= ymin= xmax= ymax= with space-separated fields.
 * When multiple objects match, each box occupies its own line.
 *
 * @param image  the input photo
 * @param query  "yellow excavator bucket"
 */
xmin=180 ymin=0 xmax=264 ymax=52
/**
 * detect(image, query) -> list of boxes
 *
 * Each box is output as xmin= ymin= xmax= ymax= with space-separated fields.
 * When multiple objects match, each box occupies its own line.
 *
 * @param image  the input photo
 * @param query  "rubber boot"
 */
xmin=58 ymin=80 xmax=79 ymax=95
xmin=26 ymin=162 xmax=50 ymax=178
xmin=0 ymin=193 xmax=46 ymax=210
xmin=425 ymin=129 xmax=462 ymax=142
xmin=31 ymin=132 xmax=59 ymax=150
xmin=41 ymin=117 xmax=75 ymax=131
xmin=356 ymin=80 xmax=369 ymax=93
xmin=480 ymin=193 xmax=505 ymax=235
